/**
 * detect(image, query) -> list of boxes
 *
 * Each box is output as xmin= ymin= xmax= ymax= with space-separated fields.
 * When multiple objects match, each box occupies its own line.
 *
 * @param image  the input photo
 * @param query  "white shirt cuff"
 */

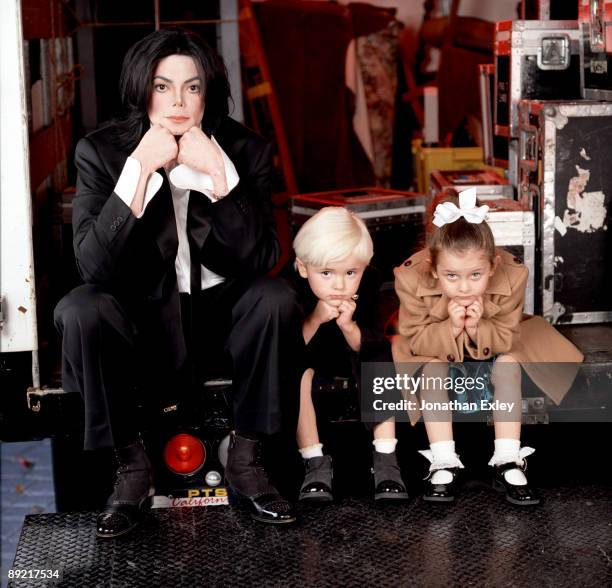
xmin=114 ymin=157 xmax=163 ymax=218
xmin=168 ymin=136 xmax=240 ymax=203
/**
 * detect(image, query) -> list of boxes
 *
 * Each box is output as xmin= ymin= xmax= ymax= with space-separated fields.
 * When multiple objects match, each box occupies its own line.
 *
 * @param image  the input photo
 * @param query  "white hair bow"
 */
xmin=432 ymin=188 xmax=489 ymax=228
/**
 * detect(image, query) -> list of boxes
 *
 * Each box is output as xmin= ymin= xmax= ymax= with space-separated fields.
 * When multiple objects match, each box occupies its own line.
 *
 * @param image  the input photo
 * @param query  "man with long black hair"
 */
xmin=54 ymin=28 xmax=301 ymax=537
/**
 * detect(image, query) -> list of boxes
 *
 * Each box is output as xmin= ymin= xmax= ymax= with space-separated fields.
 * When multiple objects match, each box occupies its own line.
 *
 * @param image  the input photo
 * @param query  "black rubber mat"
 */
xmin=9 ymin=485 xmax=611 ymax=587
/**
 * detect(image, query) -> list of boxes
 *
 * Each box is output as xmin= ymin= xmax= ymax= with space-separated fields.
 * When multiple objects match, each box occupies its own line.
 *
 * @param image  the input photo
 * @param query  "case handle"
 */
xmin=590 ymin=0 xmax=605 ymax=53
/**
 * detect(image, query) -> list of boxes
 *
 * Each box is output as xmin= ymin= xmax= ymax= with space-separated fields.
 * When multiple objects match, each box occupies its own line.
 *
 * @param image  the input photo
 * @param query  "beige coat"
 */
xmin=391 ymin=248 xmax=583 ymax=424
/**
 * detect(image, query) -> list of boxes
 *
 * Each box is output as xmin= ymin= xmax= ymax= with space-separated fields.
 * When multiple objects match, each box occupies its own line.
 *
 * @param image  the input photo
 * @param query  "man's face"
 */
xmin=432 ymin=248 xmax=497 ymax=307
xmin=148 ymin=54 xmax=205 ymax=135
xmin=297 ymin=255 xmax=367 ymax=307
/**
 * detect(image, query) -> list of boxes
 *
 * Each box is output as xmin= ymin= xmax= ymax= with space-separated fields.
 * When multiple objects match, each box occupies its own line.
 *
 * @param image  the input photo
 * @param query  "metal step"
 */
xmin=9 ymin=485 xmax=611 ymax=587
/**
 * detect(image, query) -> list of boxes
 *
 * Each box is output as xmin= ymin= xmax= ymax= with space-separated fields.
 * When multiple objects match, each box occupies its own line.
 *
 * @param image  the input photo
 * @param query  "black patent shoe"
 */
xmin=97 ymin=440 xmax=155 ymax=539
xmin=372 ymin=451 xmax=409 ymax=502
xmin=492 ymin=461 xmax=541 ymax=506
xmin=423 ymin=467 xmax=461 ymax=503
xmin=239 ymin=492 xmax=298 ymax=524
xmin=225 ymin=434 xmax=296 ymax=524
xmin=299 ymin=455 xmax=333 ymax=503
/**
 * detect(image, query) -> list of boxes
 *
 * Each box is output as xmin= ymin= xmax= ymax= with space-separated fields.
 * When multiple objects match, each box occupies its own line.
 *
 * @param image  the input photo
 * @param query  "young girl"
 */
xmin=392 ymin=188 xmax=583 ymax=505
xmin=289 ymin=206 xmax=408 ymax=503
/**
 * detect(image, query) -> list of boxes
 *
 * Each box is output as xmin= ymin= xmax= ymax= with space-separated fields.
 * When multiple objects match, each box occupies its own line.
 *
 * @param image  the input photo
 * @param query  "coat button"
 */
xmin=404 ymin=259 xmax=412 ymax=267
xmin=483 ymin=347 xmax=490 ymax=356
xmin=411 ymin=350 xmax=416 ymax=356
xmin=446 ymin=354 xmax=455 ymax=362
xmin=110 ymin=224 xmax=116 ymax=231
xmin=117 ymin=216 xmax=124 ymax=223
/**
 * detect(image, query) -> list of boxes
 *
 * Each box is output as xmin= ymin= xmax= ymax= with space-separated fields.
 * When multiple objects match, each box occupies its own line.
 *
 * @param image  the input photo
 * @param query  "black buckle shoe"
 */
xmin=225 ymin=434 xmax=296 ymax=524
xmin=423 ymin=467 xmax=460 ymax=503
xmin=372 ymin=451 xmax=408 ymax=502
xmin=492 ymin=461 xmax=541 ymax=506
xmin=97 ymin=440 xmax=155 ymax=539
xmin=299 ymin=455 xmax=333 ymax=503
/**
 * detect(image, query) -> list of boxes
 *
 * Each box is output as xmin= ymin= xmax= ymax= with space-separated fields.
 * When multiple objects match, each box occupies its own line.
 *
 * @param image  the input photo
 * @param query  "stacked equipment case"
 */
xmin=478 ymin=1 xmax=612 ymax=324
xmin=580 ymin=0 xmax=612 ymax=99
xmin=492 ymin=19 xmax=584 ymax=185
xmin=518 ymin=99 xmax=612 ymax=323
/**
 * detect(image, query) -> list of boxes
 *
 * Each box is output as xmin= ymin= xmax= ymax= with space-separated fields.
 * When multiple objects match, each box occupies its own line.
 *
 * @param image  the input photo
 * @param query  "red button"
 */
xmin=483 ymin=347 xmax=490 ymax=356
xmin=446 ymin=354 xmax=455 ymax=362
xmin=404 ymin=259 xmax=412 ymax=266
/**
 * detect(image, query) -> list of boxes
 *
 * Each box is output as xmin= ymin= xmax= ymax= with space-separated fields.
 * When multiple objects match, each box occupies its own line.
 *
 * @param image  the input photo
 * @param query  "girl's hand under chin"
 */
xmin=448 ymin=299 xmax=466 ymax=329
xmin=464 ymin=296 xmax=484 ymax=330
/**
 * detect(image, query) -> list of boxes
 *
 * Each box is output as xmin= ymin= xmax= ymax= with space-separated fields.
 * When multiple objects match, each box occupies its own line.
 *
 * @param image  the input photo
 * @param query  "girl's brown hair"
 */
xmin=426 ymin=189 xmax=496 ymax=267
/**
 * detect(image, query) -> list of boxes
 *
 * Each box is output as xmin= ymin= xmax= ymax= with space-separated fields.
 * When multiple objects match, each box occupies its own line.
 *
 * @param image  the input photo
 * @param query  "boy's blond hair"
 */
xmin=293 ymin=206 xmax=373 ymax=267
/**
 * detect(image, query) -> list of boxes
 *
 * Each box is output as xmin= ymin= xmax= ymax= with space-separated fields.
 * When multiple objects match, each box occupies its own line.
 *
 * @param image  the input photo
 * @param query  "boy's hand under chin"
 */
xmin=335 ymin=299 xmax=357 ymax=330
xmin=336 ymin=298 xmax=361 ymax=352
xmin=312 ymin=299 xmax=340 ymax=325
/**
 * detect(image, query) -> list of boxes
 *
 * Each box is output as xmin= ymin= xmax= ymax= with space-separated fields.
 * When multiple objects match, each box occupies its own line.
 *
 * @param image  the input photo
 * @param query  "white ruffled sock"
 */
xmin=488 ymin=438 xmax=535 ymax=486
xmin=299 ymin=443 xmax=324 ymax=460
xmin=419 ymin=440 xmax=464 ymax=485
xmin=372 ymin=438 xmax=398 ymax=454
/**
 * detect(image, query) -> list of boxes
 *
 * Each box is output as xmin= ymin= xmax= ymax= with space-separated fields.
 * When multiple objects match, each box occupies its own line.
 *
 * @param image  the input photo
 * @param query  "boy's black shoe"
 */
xmin=96 ymin=439 xmax=155 ymax=539
xmin=423 ymin=467 xmax=461 ymax=503
xmin=372 ymin=451 xmax=409 ymax=502
xmin=492 ymin=461 xmax=541 ymax=506
xmin=225 ymin=434 xmax=297 ymax=524
xmin=299 ymin=455 xmax=333 ymax=503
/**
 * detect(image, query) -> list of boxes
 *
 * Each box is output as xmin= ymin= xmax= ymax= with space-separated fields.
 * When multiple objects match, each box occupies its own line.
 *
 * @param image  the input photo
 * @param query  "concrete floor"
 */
xmin=1 ymin=439 xmax=55 ymax=588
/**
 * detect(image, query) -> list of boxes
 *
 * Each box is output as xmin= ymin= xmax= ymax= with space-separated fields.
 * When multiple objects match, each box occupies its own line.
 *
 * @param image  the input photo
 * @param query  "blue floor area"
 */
xmin=1 ymin=440 xmax=55 ymax=587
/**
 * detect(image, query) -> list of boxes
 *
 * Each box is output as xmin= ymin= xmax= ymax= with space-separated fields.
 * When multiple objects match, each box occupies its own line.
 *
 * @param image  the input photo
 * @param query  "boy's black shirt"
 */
xmin=281 ymin=261 xmax=391 ymax=380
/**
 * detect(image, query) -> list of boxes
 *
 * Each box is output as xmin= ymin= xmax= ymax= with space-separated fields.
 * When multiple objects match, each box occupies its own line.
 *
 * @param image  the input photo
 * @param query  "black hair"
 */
xmin=115 ymin=27 xmax=231 ymax=151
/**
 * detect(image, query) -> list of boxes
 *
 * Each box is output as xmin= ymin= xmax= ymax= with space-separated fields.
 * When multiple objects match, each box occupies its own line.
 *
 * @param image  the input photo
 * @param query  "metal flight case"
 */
xmin=479 ymin=197 xmax=536 ymax=315
xmin=479 ymin=63 xmax=514 ymax=169
xmin=521 ymin=0 xmax=579 ymax=20
xmin=494 ymin=19 xmax=583 ymax=142
xmin=580 ymin=0 xmax=612 ymax=99
xmin=518 ymin=99 xmax=612 ymax=324
xmin=429 ymin=169 xmax=514 ymax=200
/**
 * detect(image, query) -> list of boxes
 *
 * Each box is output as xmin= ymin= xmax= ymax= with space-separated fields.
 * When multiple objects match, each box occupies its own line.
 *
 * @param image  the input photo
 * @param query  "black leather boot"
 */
xmin=299 ymin=455 xmax=333 ymax=503
xmin=96 ymin=439 xmax=155 ymax=539
xmin=225 ymin=434 xmax=297 ymax=524
xmin=372 ymin=451 xmax=409 ymax=502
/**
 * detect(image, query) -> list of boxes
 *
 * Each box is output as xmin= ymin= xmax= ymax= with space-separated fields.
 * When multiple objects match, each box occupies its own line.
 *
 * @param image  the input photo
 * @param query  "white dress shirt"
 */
xmin=114 ymin=136 xmax=240 ymax=293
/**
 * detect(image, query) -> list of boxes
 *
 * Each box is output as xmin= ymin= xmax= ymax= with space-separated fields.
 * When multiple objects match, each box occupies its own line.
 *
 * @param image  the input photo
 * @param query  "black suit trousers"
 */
xmin=54 ymin=276 xmax=302 ymax=450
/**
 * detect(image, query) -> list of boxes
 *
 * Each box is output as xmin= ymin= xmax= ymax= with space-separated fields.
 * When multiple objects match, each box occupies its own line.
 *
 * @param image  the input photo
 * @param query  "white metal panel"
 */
xmin=0 ymin=0 xmax=38 ymax=352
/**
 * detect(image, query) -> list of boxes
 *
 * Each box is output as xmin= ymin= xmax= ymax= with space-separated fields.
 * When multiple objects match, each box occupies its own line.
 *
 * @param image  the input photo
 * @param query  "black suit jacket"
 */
xmin=72 ymin=117 xmax=279 ymax=371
